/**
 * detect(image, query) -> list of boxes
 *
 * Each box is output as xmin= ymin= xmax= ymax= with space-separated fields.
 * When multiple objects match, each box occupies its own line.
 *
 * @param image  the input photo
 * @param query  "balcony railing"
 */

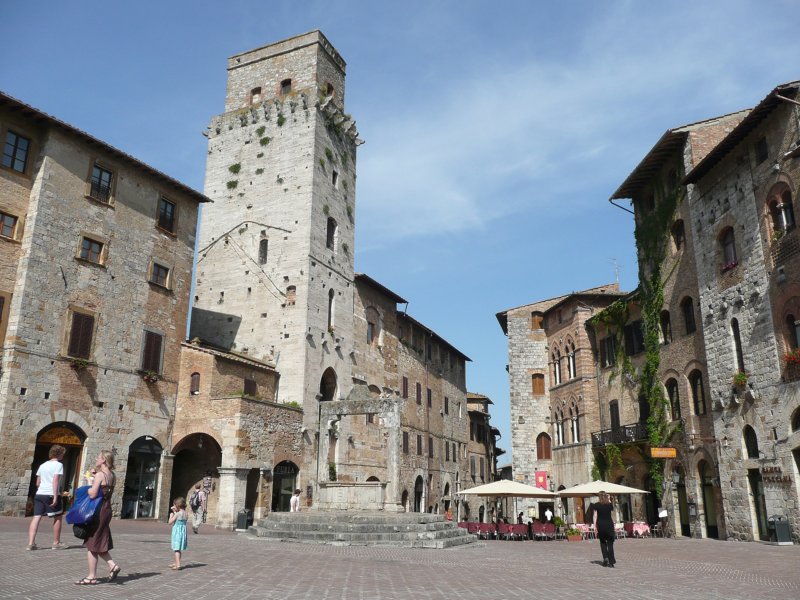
xmin=89 ymin=180 xmax=111 ymax=203
xmin=591 ymin=421 xmax=649 ymax=447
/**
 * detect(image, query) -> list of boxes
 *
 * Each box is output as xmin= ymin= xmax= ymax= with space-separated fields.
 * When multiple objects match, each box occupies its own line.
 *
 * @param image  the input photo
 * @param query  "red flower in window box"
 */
xmin=784 ymin=348 xmax=800 ymax=366
xmin=141 ymin=370 xmax=160 ymax=384
xmin=720 ymin=261 xmax=738 ymax=273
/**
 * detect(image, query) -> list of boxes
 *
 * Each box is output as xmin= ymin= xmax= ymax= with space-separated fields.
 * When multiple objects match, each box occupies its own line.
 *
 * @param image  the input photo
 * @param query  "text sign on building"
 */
xmin=650 ymin=447 xmax=676 ymax=459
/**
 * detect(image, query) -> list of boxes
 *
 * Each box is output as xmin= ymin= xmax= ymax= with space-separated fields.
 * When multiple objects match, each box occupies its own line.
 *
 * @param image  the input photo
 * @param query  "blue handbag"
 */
xmin=66 ymin=485 xmax=103 ymax=525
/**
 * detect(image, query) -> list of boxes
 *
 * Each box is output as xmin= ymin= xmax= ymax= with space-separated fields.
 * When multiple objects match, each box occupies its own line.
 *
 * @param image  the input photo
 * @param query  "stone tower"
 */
xmin=192 ymin=31 xmax=361 ymax=423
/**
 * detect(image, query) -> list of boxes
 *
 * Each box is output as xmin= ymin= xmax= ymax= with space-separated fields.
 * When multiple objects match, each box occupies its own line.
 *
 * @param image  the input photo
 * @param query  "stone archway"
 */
xmin=320 ymin=367 xmax=337 ymax=403
xmin=272 ymin=460 xmax=299 ymax=512
xmin=121 ymin=436 xmax=163 ymax=519
xmin=413 ymin=476 xmax=424 ymax=512
xmin=28 ymin=422 xmax=86 ymax=515
xmin=170 ymin=433 xmax=222 ymax=525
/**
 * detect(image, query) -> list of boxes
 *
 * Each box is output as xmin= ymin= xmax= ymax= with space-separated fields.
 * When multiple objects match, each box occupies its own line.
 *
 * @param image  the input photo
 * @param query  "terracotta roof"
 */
xmin=496 ymin=283 xmax=622 ymax=334
xmin=181 ymin=341 xmax=276 ymax=370
xmin=684 ymin=81 xmax=800 ymax=184
xmin=610 ymin=109 xmax=750 ymax=200
xmin=397 ymin=312 xmax=471 ymax=362
xmin=467 ymin=392 xmax=494 ymax=404
xmin=354 ymin=273 xmax=407 ymax=303
xmin=0 ymin=91 xmax=210 ymax=204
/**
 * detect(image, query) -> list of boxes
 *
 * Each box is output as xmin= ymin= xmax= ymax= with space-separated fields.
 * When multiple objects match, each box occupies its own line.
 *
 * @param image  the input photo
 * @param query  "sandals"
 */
xmin=108 ymin=564 xmax=121 ymax=581
xmin=169 ymin=565 xmax=181 ymax=570
xmin=74 ymin=578 xmax=98 ymax=585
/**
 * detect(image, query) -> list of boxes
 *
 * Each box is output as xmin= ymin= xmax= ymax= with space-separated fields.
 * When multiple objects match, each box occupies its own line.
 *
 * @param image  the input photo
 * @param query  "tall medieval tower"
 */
xmin=192 ymin=31 xmax=360 ymax=429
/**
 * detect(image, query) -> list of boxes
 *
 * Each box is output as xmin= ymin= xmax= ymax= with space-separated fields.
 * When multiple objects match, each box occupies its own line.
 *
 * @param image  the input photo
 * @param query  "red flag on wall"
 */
xmin=534 ymin=471 xmax=548 ymax=490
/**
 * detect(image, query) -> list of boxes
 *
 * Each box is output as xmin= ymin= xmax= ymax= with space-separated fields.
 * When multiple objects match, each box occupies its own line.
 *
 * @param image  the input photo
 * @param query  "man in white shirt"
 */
xmin=27 ymin=444 xmax=67 ymax=550
xmin=290 ymin=489 xmax=301 ymax=512
xmin=545 ymin=507 xmax=553 ymax=522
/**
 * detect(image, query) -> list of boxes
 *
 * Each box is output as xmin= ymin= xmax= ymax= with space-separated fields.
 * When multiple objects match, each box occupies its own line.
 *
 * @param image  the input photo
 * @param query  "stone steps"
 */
xmin=249 ymin=511 xmax=477 ymax=549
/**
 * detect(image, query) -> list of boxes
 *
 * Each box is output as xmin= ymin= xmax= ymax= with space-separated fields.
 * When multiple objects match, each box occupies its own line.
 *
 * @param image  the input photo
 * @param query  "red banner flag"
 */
xmin=534 ymin=471 xmax=548 ymax=490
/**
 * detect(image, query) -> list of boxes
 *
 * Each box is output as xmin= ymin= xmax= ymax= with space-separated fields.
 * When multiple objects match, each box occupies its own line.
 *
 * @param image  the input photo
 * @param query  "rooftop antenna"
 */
xmin=609 ymin=259 xmax=620 ymax=286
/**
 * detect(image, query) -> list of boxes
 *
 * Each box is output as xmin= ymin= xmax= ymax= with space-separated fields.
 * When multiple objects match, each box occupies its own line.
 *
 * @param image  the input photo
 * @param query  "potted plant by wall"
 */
xmin=70 ymin=358 xmax=89 ymax=371
xmin=141 ymin=370 xmax=160 ymax=384
xmin=565 ymin=527 xmax=582 ymax=542
xmin=732 ymin=371 xmax=748 ymax=390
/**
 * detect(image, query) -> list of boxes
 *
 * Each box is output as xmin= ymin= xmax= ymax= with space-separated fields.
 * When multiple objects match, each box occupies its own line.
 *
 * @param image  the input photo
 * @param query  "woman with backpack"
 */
xmin=189 ymin=484 xmax=206 ymax=534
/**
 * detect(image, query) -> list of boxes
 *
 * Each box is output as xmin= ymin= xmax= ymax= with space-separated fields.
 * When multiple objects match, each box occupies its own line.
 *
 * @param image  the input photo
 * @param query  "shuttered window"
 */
xmin=190 ymin=372 xmax=200 ymax=395
xmin=243 ymin=378 xmax=257 ymax=397
xmin=532 ymin=374 xmax=545 ymax=395
xmin=403 ymin=431 xmax=409 ymax=454
xmin=67 ymin=312 xmax=94 ymax=359
xmin=402 ymin=376 xmax=408 ymax=398
xmin=141 ymin=330 xmax=163 ymax=373
xmin=428 ymin=436 xmax=434 ymax=458
xmin=416 ymin=382 xmax=421 ymax=405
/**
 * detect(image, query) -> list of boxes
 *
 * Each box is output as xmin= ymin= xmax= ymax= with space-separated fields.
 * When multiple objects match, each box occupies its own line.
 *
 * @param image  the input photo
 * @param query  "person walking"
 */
xmin=290 ymin=489 xmax=301 ymax=512
xmin=590 ymin=491 xmax=617 ymax=568
xmin=27 ymin=444 xmax=67 ymax=550
xmin=75 ymin=450 xmax=121 ymax=585
xmin=189 ymin=484 xmax=206 ymax=534
xmin=168 ymin=497 xmax=188 ymax=570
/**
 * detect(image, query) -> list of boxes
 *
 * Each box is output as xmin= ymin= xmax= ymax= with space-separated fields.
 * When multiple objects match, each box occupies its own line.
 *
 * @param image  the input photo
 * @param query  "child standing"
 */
xmin=168 ymin=497 xmax=188 ymax=570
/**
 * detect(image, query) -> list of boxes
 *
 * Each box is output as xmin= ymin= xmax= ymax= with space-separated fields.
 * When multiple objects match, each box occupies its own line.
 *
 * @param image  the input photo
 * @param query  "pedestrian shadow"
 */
xmin=164 ymin=563 xmax=207 ymax=571
xmin=107 ymin=571 xmax=161 ymax=584
xmin=591 ymin=560 xmax=607 ymax=567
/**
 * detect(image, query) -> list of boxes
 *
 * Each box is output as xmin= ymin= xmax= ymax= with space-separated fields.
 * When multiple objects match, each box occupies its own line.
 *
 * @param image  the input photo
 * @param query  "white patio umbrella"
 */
xmin=458 ymin=480 xmax=558 ymax=498
xmin=557 ymin=480 xmax=649 ymax=498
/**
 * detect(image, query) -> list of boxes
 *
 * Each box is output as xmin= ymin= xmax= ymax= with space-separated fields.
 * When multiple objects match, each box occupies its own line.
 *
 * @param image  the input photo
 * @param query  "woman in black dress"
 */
xmin=75 ymin=450 xmax=121 ymax=585
xmin=590 ymin=491 xmax=616 ymax=567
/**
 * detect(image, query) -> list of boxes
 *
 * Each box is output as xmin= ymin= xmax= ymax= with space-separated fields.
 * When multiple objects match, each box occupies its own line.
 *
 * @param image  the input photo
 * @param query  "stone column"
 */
xmin=216 ymin=467 xmax=249 ymax=529
xmin=156 ymin=453 xmax=175 ymax=521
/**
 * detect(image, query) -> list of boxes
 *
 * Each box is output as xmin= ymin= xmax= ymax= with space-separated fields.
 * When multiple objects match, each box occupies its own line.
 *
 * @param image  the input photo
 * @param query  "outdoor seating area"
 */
xmin=458 ymin=520 xmax=661 ymax=541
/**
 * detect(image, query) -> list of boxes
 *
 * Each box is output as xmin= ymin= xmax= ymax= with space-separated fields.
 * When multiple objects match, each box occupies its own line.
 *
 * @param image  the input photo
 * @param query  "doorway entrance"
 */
xmin=121 ymin=436 xmax=163 ymax=519
xmin=170 ymin=433 xmax=222 ymax=524
xmin=747 ymin=468 xmax=768 ymax=540
xmin=271 ymin=461 xmax=298 ymax=512
xmin=413 ymin=476 xmax=424 ymax=512
xmin=676 ymin=470 xmax=690 ymax=536
xmin=27 ymin=423 xmax=85 ymax=515
xmin=699 ymin=461 xmax=718 ymax=539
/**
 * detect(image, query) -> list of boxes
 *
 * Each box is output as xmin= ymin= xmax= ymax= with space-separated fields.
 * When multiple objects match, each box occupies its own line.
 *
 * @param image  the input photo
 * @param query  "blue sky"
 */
xmin=3 ymin=0 xmax=799 ymax=460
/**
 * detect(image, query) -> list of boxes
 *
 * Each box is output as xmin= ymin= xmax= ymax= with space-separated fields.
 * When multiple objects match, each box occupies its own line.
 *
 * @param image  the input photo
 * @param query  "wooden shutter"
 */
xmin=532 ymin=374 xmax=545 ymax=395
xmin=416 ymin=382 xmax=421 ymax=404
xmin=190 ymin=372 xmax=200 ymax=394
xmin=402 ymin=376 xmax=408 ymax=398
xmin=429 ymin=436 xmax=434 ymax=457
xmin=142 ymin=331 xmax=163 ymax=372
xmin=403 ymin=431 xmax=409 ymax=454
xmin=244 ymin=378 xmax=257 ymax=396
xmin=68 ymin=312 xmax=94 ymax=359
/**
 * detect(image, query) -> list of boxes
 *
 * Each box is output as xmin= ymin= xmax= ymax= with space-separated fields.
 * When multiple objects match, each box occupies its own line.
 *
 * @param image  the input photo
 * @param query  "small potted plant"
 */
xmin=142 ymin=370 xmax=160 ymax=384
xmin=565 ymin=527 xmax=582 ymax=541
xmin=70 ymin=358 xmax=89 ymax=371
xmin=732 ymin=371 xmax=748 ymax=389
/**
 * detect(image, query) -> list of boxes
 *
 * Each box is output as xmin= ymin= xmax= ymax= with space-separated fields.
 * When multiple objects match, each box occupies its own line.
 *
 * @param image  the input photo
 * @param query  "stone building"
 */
xmin=187 ymin=31 xmax=474 ymax=517
xmin=682 ymin=81 xmax=800 ymax=542
xmin=0 ymin=92 xmax=207 ymax=517
xmin=497 ymin=284 xmax=623 ymax=522
xmin=463 ymin=392 xmax=501 ymax=521
xmin=600 ymin=110 xmax=748 ymax=536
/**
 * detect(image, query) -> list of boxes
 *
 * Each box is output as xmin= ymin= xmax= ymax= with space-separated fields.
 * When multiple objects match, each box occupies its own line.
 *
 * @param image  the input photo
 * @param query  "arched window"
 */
xmin=720 ymin=227 xmax=737 ymax=269
xmin=554 ymin=408 xmax=565 ymax=446
xmin=566 ymin=340 xmax=577 ymax=379
xmin=743 ymin=425 xmax=759 ymax=459
xmin=190 ymin=372 xmax=200 ymax=395
xmin=326 ymin=217 xmax=338 ymax=251
xmin=731 ymin=318 xmax=745 ymax=373
xmin=280 ymin=78 xmax=292 ymax=95
xmin=666 ymin=378 xmax=680 ymax=421
xmin=324 ymin=82 xmax=335 ymax=97
xmin=787 ymin=314 xmax=800 ymax=349
xmin=536 ymin=433 xmax=552 ymax=460
xmin=671 ymin=220 xmax=685 ymax=252
xmin=570 ymin=403 xmax=580 ymax=443
xmin=660 ymin=310 xmax=672 ymax=344
xmin=286 ymin=286 xmax=296 ymax=306
xmin=609 ymin=400 xmax=620 ymax=430
xmin=327 ymin=289 xmax=335 ymax=329
xmin=552 ymin=349 xmax=562 ymax=385
xmin=365 ymin=306 xmax=380 ymax=346
xmin=681 ymin=297 xmax=696 ymax=334
xmin=250 ymin=87 xmax=262 ymax=104
xmin=768 ymin=184 xmax=796 ymax=233
xmin=791 ymin=407 xmax=800 ymax=432
xmin=258 ymin=239 xmax=268 ymax=265
xmin=689 ymin=370 xmax=706 ymax=415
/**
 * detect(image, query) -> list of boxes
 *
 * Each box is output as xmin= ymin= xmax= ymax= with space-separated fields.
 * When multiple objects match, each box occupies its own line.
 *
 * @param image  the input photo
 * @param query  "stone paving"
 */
xmin=1 ymin=516 xmax=798 ymax=599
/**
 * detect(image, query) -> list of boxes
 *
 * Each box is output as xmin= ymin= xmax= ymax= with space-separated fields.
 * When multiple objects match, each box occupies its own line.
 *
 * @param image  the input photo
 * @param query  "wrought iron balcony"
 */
xmin=591 ymin=422 xmax=649 ymax=447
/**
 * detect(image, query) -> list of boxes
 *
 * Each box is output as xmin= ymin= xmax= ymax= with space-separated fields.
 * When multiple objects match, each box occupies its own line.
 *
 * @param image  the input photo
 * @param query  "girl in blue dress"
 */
xmin=168 ymin=497 xmax=188 ymax=570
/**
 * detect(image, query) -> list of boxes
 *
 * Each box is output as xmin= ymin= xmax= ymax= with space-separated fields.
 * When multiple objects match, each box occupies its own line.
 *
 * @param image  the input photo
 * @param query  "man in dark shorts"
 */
xmin=27 ymin=444 xmax=68 ymax=550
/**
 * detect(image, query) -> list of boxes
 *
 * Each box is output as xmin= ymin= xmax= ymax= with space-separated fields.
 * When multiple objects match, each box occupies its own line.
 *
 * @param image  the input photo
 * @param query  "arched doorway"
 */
xmin=28 ymin=423 xmax=86 ymax=515
xmin=170 ymin=433 xmax=222 ymax=524
xmin=443 ymin=483 xmax=451 ymax=514
xmin=121 ymin=436 xmax=163 ymax=519
xmin=401 ymin=490 xmax=409 ymax=512
xmin=272 ymin=460 xmax=299 ymax=512
xmin=367 ymin=476 xmax=380 ymax=482
xmin=413 ymin=476 xmax=424 ymax=512
xmin=643 ymin=476 xmax=658 ymax=525
xmin=320 ymin=368 xmax=337 ymax=402
xmin=478 ymin=504 xmax=485 ymax=523
xmin=698 ymin=461 xmax=718 ymax=539
xmin=675 ymin=469 xmax=690 ymax=536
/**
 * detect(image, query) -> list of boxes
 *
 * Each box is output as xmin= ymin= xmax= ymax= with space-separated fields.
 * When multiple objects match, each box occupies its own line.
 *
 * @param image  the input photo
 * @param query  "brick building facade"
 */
xmin=0 ymin=92 xmax=206 ymax=517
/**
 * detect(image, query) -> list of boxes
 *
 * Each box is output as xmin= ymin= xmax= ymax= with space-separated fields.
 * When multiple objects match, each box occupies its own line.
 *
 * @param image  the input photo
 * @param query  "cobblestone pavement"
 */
xmin=1 ymin=517 xmax=798 ymax=599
